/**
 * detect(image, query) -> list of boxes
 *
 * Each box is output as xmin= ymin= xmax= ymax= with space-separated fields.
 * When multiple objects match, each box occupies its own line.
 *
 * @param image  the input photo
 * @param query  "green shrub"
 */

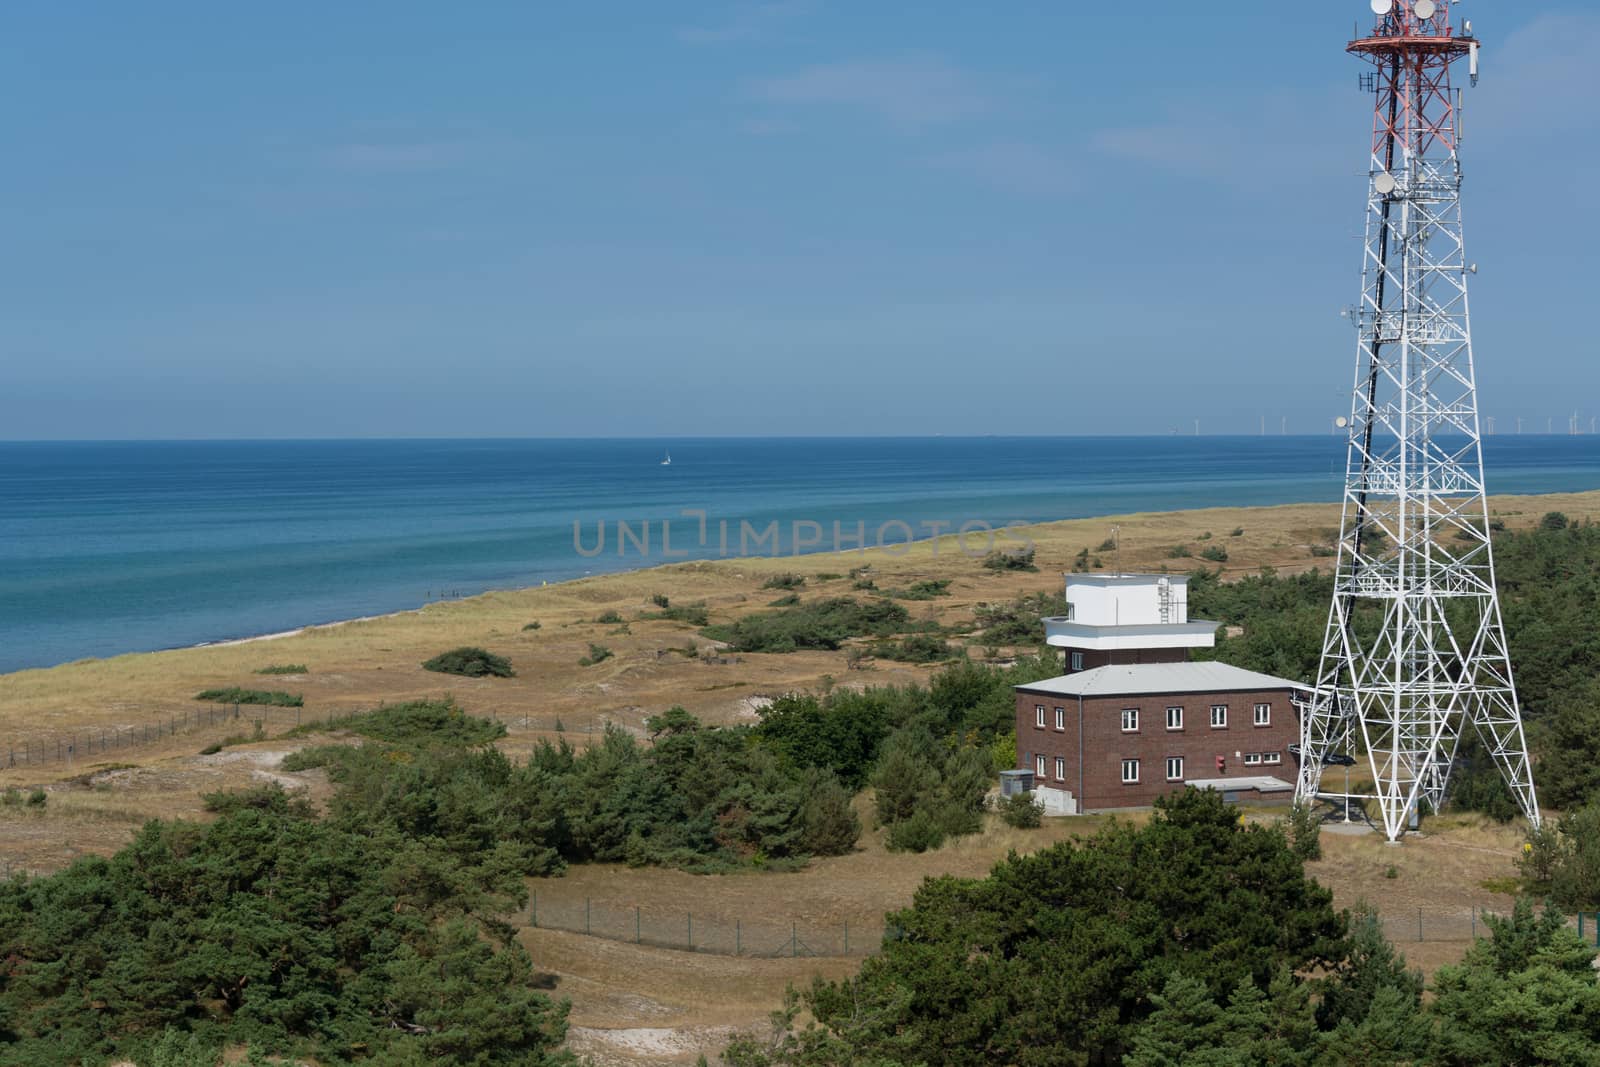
xmin=348 ymin=699 xmax=505 ymax=747
xmin=1198 ymin=545 xmax=1229 ymax=562
xmin=797 ymin=769 xmax=861 ymax=856
xmin=649 ymin=593 xmax=670 ymax=609
xmin=1096 ymin=537 xmax=1118 ymax=552
xmin=1231 ymin=527 xmax=1244 ymax=537
xmin=885 ymin=809 xmax=947 ymax=852
xmin=761 ymin=573 xmax=806 ymax=591
xmin=889 ymin=579 xmax=951 ymax=600
xmin=852 ymin=578 xmax=877 ymax=591
xmin=25 ymin=789 xmax=46 ymax=808
xmin=1 ymin=788 xmax=20 ymax=806
xmin=204 ymin=722 xmax=268 ymax=753
xmin=522 ymin=620 xmax=542 ymax=631
xmin=645 ymin=601 xmax=710 ymax=626
xmin=998 ymin=790 xmax=1043 ymax=828
xmin=254 ymin=664 xmax=307 ymax=675
xmin=871 ymin=634 xmax=961 ymax=663
xmin=768 ymin=593 xmax=801 ymax=607
xmin=1540 ymin=511 xmax=1570 ymax=531
xmin=973 ymin=591 xmax=1068 ymax=645
xmin=1284 ymin=803 xmax=1322 ymax=861
xmin=1310 ymin=543 xmax=1337 ymax=557
xmin=1198 ymin=531 xmax=1213 ymax=541
xmin=594 ymin=609 xmax=624 ymax=624
xmin=1166 ymin=544 xmax=1193 ymax=559
xmin=193 ymin=687 xmax=303 ymax=707
xmin=0 ymin=784 xmax=573 ymax=1065
xmin=702 ymin=597 xmax=913 ymax=653
xmin=579 ymin=643 xmax=613 ymax=667
xmin=982 ymin=546 xmax=1037 ymax=571
xmin=873 ymin=727 xmax=989 ymax=851
xmin=815 ymin=572 xmax=843 ymax=581
xmin=420 ymin=646 xmax=515 ymax=678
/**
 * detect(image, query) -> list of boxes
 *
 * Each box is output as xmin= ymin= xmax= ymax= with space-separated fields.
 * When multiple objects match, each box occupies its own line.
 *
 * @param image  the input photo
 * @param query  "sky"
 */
xmin=0 ymin=1 xmax=1596 ymax=439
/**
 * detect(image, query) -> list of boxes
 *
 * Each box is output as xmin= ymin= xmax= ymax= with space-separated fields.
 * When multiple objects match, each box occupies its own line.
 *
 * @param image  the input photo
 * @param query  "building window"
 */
xmin=1166 ymin=706 xmax=1184 ymax=731
xmin=1054 ymin=756 xmax=1066 ymax=781
xmin=1054 ymin=707 xmax=1065 ymax=731
xmin=1065 ymin=601 xmax=1075 ymax=621
xmin=1036 ymin=705 xmax=1046 ymax=728
xmin=1121 ymin=759 xmax=1139 ymax=783
xmin=1254 ymin=703 xmax=1271 ymax=727
xmin=1210 ymin=704 xmax=1228 ymax=728
xmin=1166 ymin=756 xmax=1184 ymax=782
xmin=1244 ymin=752 xmax=1262 ymax=766
xmin=1121 ymin=708 xmax=1139 ymax=733
xmin=1070 ymin=651 xmax=1084 ymax=671
xmin=1263 ymin=751 xmax=1281 ymax=765
xmin=1036 ymin=754 xmax=1047 ymax=778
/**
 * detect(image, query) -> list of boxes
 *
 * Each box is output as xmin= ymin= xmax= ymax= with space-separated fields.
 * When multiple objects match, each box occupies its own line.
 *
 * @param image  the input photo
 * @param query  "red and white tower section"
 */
xmin=1295 ymin=1 xmax=1539 ymax=841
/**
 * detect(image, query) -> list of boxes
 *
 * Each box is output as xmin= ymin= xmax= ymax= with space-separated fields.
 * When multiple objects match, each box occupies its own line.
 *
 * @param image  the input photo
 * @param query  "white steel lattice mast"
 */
xmin=1294 ymin=0 xmax=1539 ymax=842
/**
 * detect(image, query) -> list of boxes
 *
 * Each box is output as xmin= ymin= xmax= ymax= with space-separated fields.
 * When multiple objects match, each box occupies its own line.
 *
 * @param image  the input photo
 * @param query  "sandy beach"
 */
xmin=5 ymin=488 xmax=1600 ymax=754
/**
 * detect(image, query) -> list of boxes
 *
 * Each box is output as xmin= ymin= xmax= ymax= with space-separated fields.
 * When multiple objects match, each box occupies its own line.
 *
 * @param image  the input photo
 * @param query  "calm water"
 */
xmin=3 ymin=435 xmax=1599 ymax=673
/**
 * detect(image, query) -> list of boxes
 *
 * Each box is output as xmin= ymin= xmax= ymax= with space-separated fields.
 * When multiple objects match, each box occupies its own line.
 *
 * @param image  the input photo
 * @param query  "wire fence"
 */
xmin=1374 ymin=905 xmax=1600 ymax=946
xmin=526 ymin=895 xmax=1600 ymax=960
xmin=3 ymin=703 xmax=315 ymax=769
xmin=529 ymin=893 xmax=893 ymax=958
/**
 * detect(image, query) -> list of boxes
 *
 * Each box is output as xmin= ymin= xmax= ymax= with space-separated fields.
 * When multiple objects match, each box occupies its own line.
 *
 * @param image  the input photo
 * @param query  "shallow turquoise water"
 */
xmin=2 ymin=435 xmax=1597 ymax=671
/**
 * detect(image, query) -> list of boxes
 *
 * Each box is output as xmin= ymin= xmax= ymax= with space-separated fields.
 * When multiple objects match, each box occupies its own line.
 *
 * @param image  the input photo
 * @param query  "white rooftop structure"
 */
xmin=1017 ymin=661 xmax=1309 ymax=699
xmin=1043 ymin=573 xmax=1219 ymax=651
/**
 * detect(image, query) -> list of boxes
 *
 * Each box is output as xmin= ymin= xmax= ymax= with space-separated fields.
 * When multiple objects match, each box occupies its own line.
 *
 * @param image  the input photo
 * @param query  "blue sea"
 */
xmin=3 ymin=435 xmax=1600 ymax=674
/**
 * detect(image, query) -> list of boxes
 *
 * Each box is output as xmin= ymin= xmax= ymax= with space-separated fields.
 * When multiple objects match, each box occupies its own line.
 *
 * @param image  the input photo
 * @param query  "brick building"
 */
xmin=1013 ymin=574 xmax=1306 ymax=814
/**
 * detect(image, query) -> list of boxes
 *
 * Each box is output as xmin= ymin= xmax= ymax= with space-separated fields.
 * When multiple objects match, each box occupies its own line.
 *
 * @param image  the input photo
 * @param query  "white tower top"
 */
xmin=1043 ymin=574 xmax=1218 ymax=651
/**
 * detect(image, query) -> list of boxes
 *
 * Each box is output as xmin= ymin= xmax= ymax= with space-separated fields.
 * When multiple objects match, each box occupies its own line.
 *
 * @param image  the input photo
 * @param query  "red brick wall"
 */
xmin=1016 ymin=686 xmax=1300 ymax=811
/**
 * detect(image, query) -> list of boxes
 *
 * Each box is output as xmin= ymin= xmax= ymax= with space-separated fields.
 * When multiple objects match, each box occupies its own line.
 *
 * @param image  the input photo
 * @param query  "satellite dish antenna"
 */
xmin=1336 ymin=416 xmax=1349 ymax=429
xmin=1414 ymin=0 xmax=1437 ymax=20
xmin=1374 ymin=172 xmax=1397 ymax=195
xmin=1370 ymin=0 xmax=1392 ymax=13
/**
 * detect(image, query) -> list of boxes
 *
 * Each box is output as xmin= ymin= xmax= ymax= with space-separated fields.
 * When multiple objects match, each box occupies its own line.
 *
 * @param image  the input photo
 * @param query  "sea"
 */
xmin=3 ymin=435 xmax=1600 ymax=674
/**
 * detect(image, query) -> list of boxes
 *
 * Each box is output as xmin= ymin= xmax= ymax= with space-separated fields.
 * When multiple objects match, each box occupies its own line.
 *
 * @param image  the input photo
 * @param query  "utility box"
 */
xmin=999 ymin=769 xmax=1035 ymax=797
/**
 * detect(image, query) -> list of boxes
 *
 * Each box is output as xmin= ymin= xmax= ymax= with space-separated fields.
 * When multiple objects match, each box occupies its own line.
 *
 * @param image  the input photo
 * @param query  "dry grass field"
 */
xmin=3 ymin=490 xmax=1597 ymax=1064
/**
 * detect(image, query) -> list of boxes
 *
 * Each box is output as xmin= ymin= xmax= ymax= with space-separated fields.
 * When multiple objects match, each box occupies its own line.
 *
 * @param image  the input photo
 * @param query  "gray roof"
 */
xmin=1187 ymin=776 xmax=1294 ymax=793
xmin=1016 ymin=661 xmax=1308 ymax=698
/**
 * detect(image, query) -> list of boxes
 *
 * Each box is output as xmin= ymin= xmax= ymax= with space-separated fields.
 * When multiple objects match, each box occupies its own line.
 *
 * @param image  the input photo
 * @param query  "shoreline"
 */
xmin=196 ymin=609 xmax=422 ymax=650
xmin=6 ymin=487 xmax=1600 ymax=691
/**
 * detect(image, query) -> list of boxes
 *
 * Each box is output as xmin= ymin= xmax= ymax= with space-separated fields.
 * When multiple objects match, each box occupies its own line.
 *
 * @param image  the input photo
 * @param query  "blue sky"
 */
xmin=1 ymin=1 xmax=1595 ymax=438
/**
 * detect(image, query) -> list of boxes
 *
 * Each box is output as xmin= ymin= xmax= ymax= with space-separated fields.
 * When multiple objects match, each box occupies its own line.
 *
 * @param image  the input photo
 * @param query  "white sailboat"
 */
xmin=660 ymin=450 xmax=671 ymax=466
